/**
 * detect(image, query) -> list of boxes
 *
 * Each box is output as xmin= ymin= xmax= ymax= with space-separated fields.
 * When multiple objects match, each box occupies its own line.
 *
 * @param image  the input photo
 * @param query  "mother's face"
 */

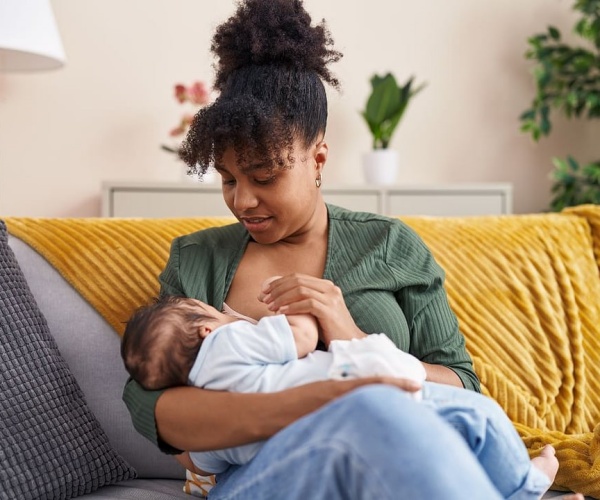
xmin=216 ymin=137 xmax=328 ymax=244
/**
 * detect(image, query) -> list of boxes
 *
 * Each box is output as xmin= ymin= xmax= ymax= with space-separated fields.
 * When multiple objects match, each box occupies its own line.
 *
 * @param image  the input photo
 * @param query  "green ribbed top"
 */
xmin=122 ymin=204 xmax=480 ymax=454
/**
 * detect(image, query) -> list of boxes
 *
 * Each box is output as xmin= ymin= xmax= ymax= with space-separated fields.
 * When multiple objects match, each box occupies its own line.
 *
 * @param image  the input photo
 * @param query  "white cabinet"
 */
xmin=102 ymin=181 xmax=512 ymax=218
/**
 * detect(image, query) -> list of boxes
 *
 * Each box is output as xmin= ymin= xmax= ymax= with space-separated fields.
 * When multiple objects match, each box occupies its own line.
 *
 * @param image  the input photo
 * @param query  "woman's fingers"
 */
xmin=348 ymin=376 xmax=422 ymax=393
xmin=261 ymin=274 xmax=340 ymax=310
xmin=259 ymin=273 xmax=365 ymax=344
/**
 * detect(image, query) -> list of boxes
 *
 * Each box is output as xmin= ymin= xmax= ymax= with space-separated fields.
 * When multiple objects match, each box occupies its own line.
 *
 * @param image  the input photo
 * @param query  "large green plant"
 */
xmin=361 ymin=73 xmax=425 ymax=150
xmin=550 ymin=156 xmax=600 ymax=210
xmin=520 ymin=0 xmax=600 ymax=211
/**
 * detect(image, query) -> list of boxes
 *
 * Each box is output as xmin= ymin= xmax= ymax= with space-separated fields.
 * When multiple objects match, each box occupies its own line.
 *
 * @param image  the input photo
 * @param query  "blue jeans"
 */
xmin=209 ymin=383 xmax=550 ymax=500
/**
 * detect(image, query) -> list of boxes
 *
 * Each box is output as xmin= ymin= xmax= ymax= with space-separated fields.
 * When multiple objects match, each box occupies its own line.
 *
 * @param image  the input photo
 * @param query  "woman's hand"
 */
xmin=258 ymin=273 xmax=366 ymax=346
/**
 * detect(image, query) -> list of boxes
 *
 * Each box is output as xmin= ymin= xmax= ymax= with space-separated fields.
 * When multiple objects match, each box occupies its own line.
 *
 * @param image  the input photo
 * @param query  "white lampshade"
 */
xmin=0 ymin=0 xmax=66 ymax=71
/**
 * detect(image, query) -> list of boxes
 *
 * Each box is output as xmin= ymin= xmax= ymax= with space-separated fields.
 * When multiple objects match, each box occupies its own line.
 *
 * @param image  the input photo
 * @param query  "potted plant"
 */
xmin=361 ymin=73 xmax=426 ymax=185
xmin=519 ymin=0 xmax=600 ymax=210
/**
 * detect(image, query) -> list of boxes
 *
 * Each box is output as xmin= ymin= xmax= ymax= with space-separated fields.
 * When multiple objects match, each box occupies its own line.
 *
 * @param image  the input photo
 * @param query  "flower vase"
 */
xmin=362 ymin=149 xmax=399 ymax=185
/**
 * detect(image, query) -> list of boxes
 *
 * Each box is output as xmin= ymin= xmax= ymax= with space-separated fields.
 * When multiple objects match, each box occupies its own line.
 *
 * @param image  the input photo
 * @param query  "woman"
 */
xmin=123 ymin=1 xmax=572 ymax=498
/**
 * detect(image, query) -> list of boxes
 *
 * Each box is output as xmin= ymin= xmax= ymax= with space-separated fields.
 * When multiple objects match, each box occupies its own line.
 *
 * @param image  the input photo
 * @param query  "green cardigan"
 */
xmin=123 ymin=204 xmax=480 ymax=453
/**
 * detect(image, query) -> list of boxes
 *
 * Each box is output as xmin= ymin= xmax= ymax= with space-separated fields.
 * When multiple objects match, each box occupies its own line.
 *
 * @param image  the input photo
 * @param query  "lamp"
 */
xmin=0 ymin=0 xmax=66 ymax=72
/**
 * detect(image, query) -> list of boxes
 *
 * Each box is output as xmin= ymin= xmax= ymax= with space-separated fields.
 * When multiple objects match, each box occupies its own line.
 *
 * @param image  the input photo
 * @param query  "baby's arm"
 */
xmin=286 ymin=313 xmax=319 ymax=358
xmin=328 ymin=334 xmax=426 ymax=384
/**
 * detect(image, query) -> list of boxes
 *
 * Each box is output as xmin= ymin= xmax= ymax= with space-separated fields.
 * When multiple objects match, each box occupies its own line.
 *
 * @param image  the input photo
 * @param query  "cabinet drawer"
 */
xmin=387 ymin=191 xmax=508 ymax=216
xmin=109 ymin=188 xmax=228 ymax=217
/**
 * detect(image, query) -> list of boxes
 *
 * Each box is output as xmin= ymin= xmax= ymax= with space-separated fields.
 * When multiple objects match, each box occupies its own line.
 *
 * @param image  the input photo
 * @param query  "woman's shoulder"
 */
xmin=175 ymin=221 xmax=247 ymax=249
xmin=327 ymin=204 xmax=419 ymax=240
xmin=327 ymin=204 xmax=433 ymax=263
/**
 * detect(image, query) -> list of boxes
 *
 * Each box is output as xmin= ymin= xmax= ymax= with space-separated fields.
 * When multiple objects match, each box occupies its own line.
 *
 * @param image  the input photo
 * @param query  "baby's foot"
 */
xmin=531 ymin=445 xmax=559 ymax=497
xmin=531 ymin=447 xmax=585 ymax=500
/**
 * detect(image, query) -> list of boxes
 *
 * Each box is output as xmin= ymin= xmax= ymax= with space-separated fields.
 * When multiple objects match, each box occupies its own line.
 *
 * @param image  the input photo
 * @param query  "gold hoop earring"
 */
xmin=315 ymin=173 xmax=322 ymax=188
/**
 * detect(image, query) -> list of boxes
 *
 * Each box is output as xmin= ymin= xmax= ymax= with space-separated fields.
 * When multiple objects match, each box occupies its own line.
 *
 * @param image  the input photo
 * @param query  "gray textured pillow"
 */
xmin=0 ymin=220 xmax=136 ymax=498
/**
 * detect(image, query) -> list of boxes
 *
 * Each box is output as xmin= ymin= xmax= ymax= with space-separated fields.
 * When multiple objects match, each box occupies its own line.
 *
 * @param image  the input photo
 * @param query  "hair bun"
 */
xmin=212 ymin=0 xmax=342 ymax=90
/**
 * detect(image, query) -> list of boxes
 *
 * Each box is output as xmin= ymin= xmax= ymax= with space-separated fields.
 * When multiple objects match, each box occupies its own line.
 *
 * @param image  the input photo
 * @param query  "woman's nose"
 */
xmin=233 ymin=185 xmax=259 ymax=211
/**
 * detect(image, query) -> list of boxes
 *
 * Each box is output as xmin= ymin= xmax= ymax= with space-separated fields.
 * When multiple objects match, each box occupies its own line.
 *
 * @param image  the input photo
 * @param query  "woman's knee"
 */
xmin=424 ymin=382 xmax=509 ymax=422
xmin=332 ymin=384 xmax=417 ymax=426
xmin=423 ymin=383 xmax=524 ymax=455
xmin=326 ymin=384 xmax=448 ymax=447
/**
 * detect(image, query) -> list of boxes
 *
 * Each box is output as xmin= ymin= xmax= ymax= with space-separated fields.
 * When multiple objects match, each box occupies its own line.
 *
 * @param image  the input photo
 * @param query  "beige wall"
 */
xmin=1 ymin=0 xmax=599 ymax=216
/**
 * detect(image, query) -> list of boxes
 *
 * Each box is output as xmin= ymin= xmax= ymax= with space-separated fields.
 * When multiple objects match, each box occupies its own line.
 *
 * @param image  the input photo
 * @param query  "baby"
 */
xmin=121 ymin=294 xmax=426 ymax=474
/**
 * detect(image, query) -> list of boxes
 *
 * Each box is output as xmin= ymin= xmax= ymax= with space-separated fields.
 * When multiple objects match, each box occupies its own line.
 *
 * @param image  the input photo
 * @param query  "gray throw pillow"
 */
xmin=0 ymin=220 xmax=136 ymax=499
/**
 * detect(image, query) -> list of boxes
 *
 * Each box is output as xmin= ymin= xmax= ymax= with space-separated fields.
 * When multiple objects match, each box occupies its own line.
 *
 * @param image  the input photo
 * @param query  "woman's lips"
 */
xmin=240 ymin=216 xmax=272 ymax=231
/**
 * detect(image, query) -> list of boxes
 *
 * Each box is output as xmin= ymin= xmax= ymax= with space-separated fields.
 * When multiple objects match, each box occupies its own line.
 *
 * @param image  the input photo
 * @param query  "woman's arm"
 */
xmin=389 ymin=224 xmax=481 ymax=392
xmin=155 ymin=377 xmax=421 ymax=452
xmin=422 ymin=362 xmax=463 ymax=387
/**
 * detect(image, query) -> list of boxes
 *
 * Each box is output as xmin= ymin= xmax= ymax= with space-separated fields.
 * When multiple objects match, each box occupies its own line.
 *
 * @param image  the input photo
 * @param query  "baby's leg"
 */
xmin=422 ymin=382 xmax=554 ymax=500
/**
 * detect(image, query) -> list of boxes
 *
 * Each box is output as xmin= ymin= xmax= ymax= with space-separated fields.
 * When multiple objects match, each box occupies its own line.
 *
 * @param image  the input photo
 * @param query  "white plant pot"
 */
xmin=362 ymin=149 xmax=399 ymax=185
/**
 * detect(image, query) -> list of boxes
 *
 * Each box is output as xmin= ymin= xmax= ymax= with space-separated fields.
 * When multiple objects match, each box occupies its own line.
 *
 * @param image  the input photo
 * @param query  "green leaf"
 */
xmin=534 ymin=66 xmax=552 ymax=88
xmin=567 ymin=155 xmax=580 ymax=171
xmin=361 ymin=72 xmax=425 ymax=148
xmin=365 ymin=74 xmax=401 ymax=126
xmin=552 ymin=157 xmax=568 ymax=170
xmin=539 ymin=116 xmax=552 ymax=136
xmin=519 ymin=109 xmax=536 ymax=121
xmin=548 ymin=26 xmax=561 ymax=40
xmin=574 ymin=18 xmax=588 ymax=37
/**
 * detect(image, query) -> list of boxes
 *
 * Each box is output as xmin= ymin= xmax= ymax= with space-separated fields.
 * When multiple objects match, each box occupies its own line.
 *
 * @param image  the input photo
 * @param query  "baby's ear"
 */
xmin=198 ymin=325 xmax=212 ymax=339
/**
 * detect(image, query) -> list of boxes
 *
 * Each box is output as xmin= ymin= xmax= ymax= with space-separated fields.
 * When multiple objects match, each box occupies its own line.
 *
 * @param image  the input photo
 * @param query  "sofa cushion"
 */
xmin=7 ymin=235 xmax=185 ymax=480
xmin=0 ymin=221 xmax=136 ymax=498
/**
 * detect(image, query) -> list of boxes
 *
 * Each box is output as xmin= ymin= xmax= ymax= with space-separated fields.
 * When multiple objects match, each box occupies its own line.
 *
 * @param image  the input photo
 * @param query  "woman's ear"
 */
xmin=314 ymin=140 xmax=328 ymax=176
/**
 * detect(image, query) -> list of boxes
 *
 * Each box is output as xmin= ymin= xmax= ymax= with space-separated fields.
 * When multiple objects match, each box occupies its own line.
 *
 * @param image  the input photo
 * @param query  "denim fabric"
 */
xmin=209 ymin=384 xmax=550 ymax=499
xmin=422 ymin=382 xmax=550 ymax=499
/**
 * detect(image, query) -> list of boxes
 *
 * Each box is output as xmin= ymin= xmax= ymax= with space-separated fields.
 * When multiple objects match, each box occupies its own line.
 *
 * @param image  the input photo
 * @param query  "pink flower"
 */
xmin=169 ymin=125 xmax=186 ymax=137
xmin=169 ymin=114 xmax=196 ymax=137
xmin=187 ymin=81 xmax=209 ymax=105
xmin=163 ymin=80 xmax=212 ymax=152
xmin=174 ymin=84 xmax=187 ymax=103
xmin=173 ymin=82 xmax=209 ymax=105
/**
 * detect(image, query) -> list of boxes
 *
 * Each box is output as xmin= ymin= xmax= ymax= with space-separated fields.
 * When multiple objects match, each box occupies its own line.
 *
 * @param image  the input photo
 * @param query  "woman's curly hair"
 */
xmin=179 ymin=0 xmax=342 ymax=176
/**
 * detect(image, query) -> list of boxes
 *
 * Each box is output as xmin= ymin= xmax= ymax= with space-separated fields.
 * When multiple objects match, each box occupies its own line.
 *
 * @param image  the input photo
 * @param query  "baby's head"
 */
xmin=121 ymin=296 xmax=231 ymax=391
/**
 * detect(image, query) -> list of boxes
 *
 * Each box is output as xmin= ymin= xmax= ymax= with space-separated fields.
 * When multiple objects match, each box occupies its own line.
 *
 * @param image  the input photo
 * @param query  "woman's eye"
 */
xmin=255 ymin=177 xmax=275 ymax=185
xmin=221 ymin=178 xmax=235 ymax=186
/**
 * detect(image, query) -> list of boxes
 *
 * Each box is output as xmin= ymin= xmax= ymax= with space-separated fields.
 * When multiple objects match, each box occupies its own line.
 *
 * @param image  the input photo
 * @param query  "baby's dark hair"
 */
xmin=121 ymin=296 xmax=213 ymax=391
xmin=179 ymin=0 xmax=342 ymax=176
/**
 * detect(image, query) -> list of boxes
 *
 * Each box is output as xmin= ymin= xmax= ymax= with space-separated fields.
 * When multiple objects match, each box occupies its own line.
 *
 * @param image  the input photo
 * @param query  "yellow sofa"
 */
xmin=4 ymin=205 xmax=600 ymax=498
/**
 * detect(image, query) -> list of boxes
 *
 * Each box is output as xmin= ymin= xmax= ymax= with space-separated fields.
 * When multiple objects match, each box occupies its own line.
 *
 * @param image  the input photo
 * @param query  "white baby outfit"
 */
xmin=187 ymin=314 xmax=426 ymax=474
